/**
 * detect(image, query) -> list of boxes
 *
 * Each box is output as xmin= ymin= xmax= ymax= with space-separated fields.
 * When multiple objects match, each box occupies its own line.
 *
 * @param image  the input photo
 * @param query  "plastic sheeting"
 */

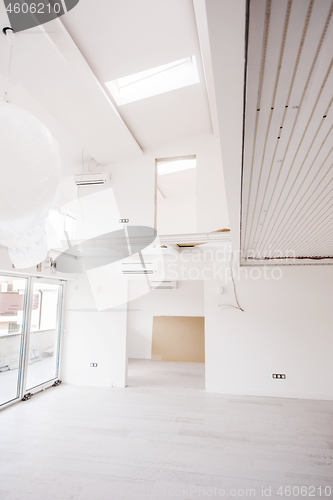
xmin=0 ymin=102 xmax=62 ymax=268
xmin=6 ymin=218 xmax=62 ymax=269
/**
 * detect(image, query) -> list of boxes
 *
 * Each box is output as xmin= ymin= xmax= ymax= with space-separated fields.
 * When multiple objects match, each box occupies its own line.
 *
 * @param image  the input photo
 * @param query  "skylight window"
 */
xmin=157 ymin=157 xmax=196 ymax=176
xmin=106 ymin=56 xmax=200 ymax=106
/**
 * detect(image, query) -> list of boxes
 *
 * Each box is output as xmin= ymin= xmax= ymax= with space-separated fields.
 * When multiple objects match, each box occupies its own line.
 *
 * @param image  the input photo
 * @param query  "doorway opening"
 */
xmin=127 ymin=279 xmax=205 ymax=390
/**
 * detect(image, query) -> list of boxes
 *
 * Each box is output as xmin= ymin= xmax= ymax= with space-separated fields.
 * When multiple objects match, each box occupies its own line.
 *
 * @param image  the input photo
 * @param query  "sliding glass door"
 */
xmin=0 ymin=276 xmax=28 ymax=406
xmin=0 ymin=274 xmax=64 ymax=409
xmin=25 ymin=280 xmax=63 ymax=392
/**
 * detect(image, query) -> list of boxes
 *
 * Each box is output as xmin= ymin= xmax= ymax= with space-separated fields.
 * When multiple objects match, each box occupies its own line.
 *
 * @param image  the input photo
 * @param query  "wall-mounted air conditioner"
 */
xmin=75 ymin=172 xmax=110 ymax=186
xmin=151 ymin=281 xmax=178 ymax=290
xmin=121 ymin=262 xmax=158 ymax=275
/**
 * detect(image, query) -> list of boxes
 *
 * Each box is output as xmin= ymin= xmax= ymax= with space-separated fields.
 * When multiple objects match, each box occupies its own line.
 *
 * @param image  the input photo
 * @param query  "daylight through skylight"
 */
xmin=106 ymin=56 xmax=200 ymax=105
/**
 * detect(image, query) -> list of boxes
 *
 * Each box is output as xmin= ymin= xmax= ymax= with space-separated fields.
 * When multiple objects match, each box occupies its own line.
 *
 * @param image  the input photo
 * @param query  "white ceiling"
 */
xmin=61 ymin=0 xmax=212 ymax=149
xmin=0 ymin=0 xmax=213 ymax=172
xmin=241 ymin=0 xmax=333 ymax=263
xmin=0 ymin=4 xmax=142 ymax=167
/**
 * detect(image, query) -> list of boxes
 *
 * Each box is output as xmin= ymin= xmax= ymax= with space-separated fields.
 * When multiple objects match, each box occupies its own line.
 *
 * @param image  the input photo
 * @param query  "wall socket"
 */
xmin=119 ymin=219 xmax=129 ymax=224
xmin=272 ymin=374 xmax=286 ymax=379
xmin=90 ymin=363 xmax=98 ymax=368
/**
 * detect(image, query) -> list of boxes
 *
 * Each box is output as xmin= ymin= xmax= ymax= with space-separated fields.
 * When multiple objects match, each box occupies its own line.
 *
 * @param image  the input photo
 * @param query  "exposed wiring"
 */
xmin=88 ymin=158 xmax=100 ymax=172
xmin=219 ymin=254 xmax=244 ymax=312
xmin=77 ymin=152 xmax=101 ymax=221
xmin=229 ymin=257 xmax=244 ymax=312
xmin=3 ymin=29 xmax=14 ymax=102
xmin=77 ymin=149 xmax=85 ymax=222
xmin=5 ymin=44 xmax=13 ymax=101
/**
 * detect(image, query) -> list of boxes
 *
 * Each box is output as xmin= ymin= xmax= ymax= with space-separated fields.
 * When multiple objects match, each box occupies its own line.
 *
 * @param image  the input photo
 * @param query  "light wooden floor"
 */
xmin=0 ymin=359 xmax=332 ymax=500
xmin=0 ymin=357 xmax=55 ymax=404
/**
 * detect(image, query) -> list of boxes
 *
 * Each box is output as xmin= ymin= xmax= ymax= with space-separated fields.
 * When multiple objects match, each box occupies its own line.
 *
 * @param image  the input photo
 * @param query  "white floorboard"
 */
xmin=0 ymin=359 xmax=332 ymax=500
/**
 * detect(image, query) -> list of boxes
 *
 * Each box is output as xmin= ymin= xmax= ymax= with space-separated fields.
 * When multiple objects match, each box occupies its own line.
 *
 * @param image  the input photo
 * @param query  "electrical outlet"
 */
xmin=272 ymin=374 xmax=286 ymax=379
xmin=119 ymin=219 xmax=129 ymax=224
xmin=90 ymin=363 xmax=98 ymax=368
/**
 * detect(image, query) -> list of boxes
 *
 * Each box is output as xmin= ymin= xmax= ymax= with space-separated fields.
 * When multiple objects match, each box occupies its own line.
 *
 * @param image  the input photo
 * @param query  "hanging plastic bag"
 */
xmin=0 ymin=102 xmax=62 ymax=267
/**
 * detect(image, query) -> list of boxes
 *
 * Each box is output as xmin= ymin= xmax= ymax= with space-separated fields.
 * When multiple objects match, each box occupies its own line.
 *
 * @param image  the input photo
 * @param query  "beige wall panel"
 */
xmin=152 ymin=316 xmax=205 ymax=363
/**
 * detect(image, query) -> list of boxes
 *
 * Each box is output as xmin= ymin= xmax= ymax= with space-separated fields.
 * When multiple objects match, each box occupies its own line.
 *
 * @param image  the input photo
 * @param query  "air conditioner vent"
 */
xmin=75 ymin=173 xmax=110 ymax=186
xmin=121 ymin=262 xmax=157 ymax=275
xmin=151 ymin=281 xmax=178 ymax=290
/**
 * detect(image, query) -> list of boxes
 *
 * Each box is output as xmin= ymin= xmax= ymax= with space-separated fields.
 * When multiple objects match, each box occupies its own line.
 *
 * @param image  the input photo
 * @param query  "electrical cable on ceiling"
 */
xmin=77 ymin=152 xmax=100 ymax=221
xmin=219 ymin=254 xmax=244 ymax=312
xmin=5 ymin=44 xmax=13 ymax=102
xmin=88 ymin=158 xmax=100 ymax=172
xmin=77 ymin=149 xmax=86 ymax=222
xmin=3 ymin=27 xmax=15 ymax=102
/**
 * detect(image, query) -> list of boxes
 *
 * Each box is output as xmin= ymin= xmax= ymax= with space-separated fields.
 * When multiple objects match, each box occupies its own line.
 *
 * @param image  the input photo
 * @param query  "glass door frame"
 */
xmin=0 ymin=273 xmax=30 ymax=409
xmin=0 ymin=274 xmax=65 ymax=410
xmin=22 ymin=277 xmax=65 ymax=396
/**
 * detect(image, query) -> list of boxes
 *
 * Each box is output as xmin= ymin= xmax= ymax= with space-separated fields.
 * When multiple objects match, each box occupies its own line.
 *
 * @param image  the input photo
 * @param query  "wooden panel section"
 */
xmin=241 ymin=0 xmax=333 ymax=261
xmin=152 ymin=316 xmax=205 ymax=363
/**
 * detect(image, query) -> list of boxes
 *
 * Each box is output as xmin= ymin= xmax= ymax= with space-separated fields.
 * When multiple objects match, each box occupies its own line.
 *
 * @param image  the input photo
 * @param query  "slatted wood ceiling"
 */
xmin=241 ymin=0 xmax=333 ymax=263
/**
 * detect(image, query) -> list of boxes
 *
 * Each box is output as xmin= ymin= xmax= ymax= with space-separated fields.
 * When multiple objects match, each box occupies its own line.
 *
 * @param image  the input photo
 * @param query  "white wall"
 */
xmin=157 ymin=167 xmax=197 ymax=235
xmin=59 ymin=188 xmax=129 ymax=388
xmin=0 ymin=124 xmax=229 ymax=388
xmin=61 ymin=274 xmax=128 ymax=388
xmin=110 ymin=134 xmax=229 ymax=233
xmin=64 ymin=134 xmax=229 ymax=236
xmin=127 ymin=280 xmax=204 ymax=359
xmin=144 ymin=249 xmax=333 ymax=401
xmin=202 ymin=0 xmax=333 ymax=402
xmin=204 ymin=265 xmax=333 ymax=401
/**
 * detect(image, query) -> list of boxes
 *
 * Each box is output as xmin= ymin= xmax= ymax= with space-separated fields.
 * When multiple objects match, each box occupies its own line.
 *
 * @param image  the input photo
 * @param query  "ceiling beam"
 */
xmin=45 ymin=17 xmax=143 ymax=157
xmin=193 ymin=0 xmax=220 ymax=138
xmin=204 ymin=0 xmax=246 ymax=257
